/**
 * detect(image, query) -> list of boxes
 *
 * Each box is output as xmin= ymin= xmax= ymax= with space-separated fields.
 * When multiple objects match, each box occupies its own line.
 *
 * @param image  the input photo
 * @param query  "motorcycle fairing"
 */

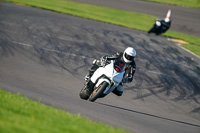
xmin=91 ymin=60 xmax=125 ymax=85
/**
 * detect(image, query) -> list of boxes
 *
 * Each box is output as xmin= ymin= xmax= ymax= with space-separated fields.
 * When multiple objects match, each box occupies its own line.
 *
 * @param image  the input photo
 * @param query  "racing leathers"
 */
xmin=85 ymin=52 xmax=136 ymax=96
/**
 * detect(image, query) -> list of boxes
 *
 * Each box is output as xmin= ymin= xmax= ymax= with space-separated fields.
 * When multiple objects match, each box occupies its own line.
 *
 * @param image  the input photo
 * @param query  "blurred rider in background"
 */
xmin=85 ymin=47 xmax=136 ymax=96
xmin=148 ymin=9 xmax=172 ymax=35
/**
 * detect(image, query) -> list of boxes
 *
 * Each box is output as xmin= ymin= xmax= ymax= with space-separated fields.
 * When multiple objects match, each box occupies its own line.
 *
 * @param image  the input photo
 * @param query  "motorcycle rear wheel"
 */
xmin=89 ymin=81 xmax=108 ymax=102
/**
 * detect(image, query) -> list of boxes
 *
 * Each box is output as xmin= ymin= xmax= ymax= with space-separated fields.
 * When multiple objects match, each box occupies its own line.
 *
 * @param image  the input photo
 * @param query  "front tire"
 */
xmin=89 ymin=81 xmax=108 ymax=102
xmin=79 ymin=83 xmax=90 ymax=100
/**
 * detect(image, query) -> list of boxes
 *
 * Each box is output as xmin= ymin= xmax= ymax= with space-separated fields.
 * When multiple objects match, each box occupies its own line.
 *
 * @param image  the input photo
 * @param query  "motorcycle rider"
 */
xmin=85 ymin=47 xmax=136 ymax=96
xmin=148 ymin=9 xmax=171 ymax=35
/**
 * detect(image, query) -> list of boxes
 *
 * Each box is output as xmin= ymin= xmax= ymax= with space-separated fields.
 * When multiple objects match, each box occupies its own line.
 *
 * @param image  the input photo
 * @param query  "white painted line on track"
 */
xmin=12 ymin=41 xmax=32 ymax=47
xmin=167 ymin=38 xmax=200 ymax=59
xmin=177 ymin=43 xmax=200 ymax=59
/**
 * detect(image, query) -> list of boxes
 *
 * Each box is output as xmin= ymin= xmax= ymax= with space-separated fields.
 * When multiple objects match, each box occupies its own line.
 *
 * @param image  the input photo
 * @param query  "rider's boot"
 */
xmin=84 ymin=74 xmax=90 ymax=81
xmin=84 ymin=63 xmax=99 ymax=81
xmin=84 ymin=71 xmax=93 ymax=81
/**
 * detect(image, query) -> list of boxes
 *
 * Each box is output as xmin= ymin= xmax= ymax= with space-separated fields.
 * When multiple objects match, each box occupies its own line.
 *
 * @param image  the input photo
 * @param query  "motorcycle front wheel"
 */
xmin=89 ymin=81 xmax=108 ymax=102
xmin=79 ymin=83 xmax=90 ymax=100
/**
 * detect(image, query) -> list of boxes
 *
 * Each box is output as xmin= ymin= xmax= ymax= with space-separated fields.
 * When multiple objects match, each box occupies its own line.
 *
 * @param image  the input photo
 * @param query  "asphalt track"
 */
xmin=0 ymin=2 xmax=200 ymax=133
xmin=72 ymin=0 xmax=200 ymax=37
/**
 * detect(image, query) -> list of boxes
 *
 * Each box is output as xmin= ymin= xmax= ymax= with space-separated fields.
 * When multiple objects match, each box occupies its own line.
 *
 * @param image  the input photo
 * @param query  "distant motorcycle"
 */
xmin=79 ymin=59 xmax=126 ymax=102
xmin=148 ymin=9 xmax=171 ymax=35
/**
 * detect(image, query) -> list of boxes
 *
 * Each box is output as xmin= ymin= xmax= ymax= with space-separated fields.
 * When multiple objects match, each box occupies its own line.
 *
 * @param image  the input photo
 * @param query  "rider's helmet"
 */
xmin=123 ymin=47 xmax=136 ymax=63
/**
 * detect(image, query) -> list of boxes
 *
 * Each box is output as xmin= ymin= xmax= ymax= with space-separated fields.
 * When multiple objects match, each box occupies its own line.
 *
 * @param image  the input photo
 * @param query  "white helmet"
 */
xmin=123 ymin=47 xmax=136 ymax=63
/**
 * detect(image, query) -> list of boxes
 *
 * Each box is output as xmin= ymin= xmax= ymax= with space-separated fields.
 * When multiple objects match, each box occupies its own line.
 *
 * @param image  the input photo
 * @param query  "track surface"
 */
xmin=72 ymin=0 xmax=200 ymax=37
xmin=0 ymin=2 xmax=200 ymax=133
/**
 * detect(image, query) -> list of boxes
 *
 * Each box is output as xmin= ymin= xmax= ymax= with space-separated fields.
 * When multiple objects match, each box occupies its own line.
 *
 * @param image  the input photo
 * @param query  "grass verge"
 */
xmin=143 ymin=0 xmax=200 ymax=9
xmin=0 ymin=89 xmax=130 ymax=133
xmin=3 ymin=0 xmax=200 ymax=56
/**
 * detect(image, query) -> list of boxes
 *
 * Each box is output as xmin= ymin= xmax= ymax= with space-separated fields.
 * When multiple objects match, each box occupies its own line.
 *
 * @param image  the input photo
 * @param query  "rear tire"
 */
xmin=89 ymin=81 xmax=108 ymax=102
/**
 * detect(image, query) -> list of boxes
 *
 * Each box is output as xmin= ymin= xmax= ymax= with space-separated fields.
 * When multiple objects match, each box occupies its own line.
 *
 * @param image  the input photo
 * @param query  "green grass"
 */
xmin=143 ymin=0 xmax=200 ymax=9
xmin=3 ymin=0 xmax=200 ymax=56
xmin=0 ymin=89 xmax=130 ymax=133
xmin=182 ymin=44 xmax=200 ymax=55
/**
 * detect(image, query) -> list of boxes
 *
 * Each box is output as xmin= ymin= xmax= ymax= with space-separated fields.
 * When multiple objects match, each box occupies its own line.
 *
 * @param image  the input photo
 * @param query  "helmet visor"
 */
xmin=125 ymin=53 xmax=134 ymax=61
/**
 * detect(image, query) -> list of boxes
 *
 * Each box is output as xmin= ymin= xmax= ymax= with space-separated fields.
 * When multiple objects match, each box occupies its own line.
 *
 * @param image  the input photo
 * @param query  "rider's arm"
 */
xmin=123 ymin=60 xmax=136 ymax=83
xmin=105 ymin=52 xmax=122 ymax=60
xmin=99 ymin=52 xmax=122 ymax=66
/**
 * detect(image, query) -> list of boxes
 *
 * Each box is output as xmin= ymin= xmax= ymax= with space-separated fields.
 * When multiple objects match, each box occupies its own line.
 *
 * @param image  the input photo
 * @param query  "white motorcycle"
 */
xmin=79 ymin=59 xmax=126 ymax=102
